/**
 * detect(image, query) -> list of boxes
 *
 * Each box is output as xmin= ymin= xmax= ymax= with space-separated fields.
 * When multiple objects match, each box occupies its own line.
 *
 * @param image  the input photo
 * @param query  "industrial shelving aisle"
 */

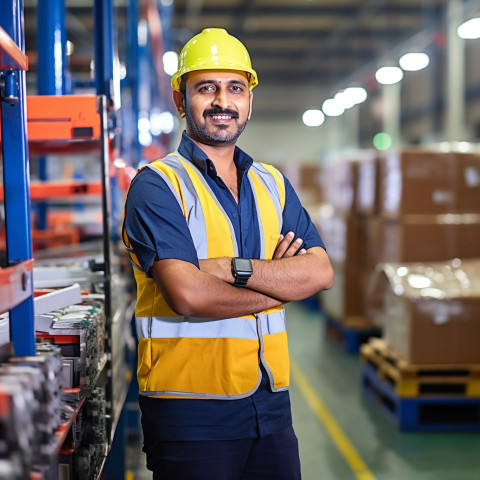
xmin=1 ymin=1 xmax=136 ymax=478
xmin=27 ymin=92 xmax=136 ymax=479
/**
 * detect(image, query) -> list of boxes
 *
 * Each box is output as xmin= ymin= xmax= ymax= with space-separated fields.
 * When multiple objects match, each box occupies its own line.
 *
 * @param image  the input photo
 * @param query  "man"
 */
xmin=123 ymin=28 xmax=334 ymax=480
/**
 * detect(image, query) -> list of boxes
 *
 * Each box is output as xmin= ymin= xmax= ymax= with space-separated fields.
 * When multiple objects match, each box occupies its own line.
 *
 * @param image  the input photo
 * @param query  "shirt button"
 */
xmin=209 ymin=165 xmax=214 ymax=170
xmin=233 ymin=214 xmax=237 ymax=218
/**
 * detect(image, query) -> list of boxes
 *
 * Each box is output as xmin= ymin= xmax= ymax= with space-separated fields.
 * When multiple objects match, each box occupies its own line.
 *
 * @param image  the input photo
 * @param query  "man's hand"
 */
xmin=199 ymin=231 xmax=306 ymax=283
xmin=273 ymin=232 xmax=306 ymax=259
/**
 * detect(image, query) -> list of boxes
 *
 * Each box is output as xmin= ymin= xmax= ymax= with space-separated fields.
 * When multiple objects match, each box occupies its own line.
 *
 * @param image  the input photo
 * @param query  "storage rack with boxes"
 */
xmin=313 ymin=147 xmax=480 ymax=431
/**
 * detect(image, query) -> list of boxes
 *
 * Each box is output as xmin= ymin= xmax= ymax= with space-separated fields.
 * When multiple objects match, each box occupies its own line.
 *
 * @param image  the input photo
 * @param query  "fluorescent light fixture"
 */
xmin=322 ymin=98 xmax=344 ymax=117
xmin=334 ymin=91 xmax=355 ymax=110
xmin=302 ymin=109 xmax=325 ymax=127
xmin=375 ymin=66 xmax=403 ymax=85
xmin=163 ymin=51 xmax=179 ymax=76
xmin=150 ymin=111 xmax=175 ymax=135
xmin=457 ymin=18 xmax=480 ymax=39
xmin=344 ymin=86 xmax=367 ymax=104
xmin=399 ymin=52 xmax=430 ymax=71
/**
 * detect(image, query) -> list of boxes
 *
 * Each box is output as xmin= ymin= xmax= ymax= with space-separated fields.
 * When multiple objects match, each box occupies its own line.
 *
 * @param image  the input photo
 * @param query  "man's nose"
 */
xmin=212 ymin=87 xmax=230 ymax=110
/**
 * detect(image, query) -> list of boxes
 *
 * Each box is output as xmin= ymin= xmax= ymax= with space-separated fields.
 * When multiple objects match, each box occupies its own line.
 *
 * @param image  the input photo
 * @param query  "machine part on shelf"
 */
xmin=36 ymin=296 xmax=106 ymax=390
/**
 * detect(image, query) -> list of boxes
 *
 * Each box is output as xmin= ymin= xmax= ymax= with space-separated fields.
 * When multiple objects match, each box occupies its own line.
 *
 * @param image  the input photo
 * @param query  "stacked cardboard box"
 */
xmin=368 ymin=258 xmax=480 ymax=364
xmin=277 ymin=163 xmax=325 ymax=208
xmin=315 ymin=152 xmax=372 ymax=326
xmin=317 ymin=148 xmax=480 ymax=335
xmin=367 ymin=149 xmax=480 ymax=266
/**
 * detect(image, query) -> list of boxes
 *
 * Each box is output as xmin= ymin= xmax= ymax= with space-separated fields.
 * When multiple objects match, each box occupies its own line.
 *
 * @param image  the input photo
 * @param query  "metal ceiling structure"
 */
xmin=171 ymin=0 xmax=445 ymax=87
xmin=22 ymin=1 xmax=475 ymax=120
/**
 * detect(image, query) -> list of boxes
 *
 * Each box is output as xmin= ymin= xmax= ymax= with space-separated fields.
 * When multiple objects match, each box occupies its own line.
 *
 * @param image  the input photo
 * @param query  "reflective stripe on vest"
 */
xmin=125 ymin=152 xmax=289 ymax=399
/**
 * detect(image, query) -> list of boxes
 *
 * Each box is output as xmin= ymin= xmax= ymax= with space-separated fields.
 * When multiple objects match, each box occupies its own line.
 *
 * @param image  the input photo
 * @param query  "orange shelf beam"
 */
xmin=26 ymin=95 xmax=101 ymax=141
xmin=0 ymin=259 xmax=34 ymax=315
xmin=0 ymin=26 xmax=28 ymax=70
xmin=0 ymin=180 xmax=102 ymax=201
xmin=0 ymin=95 xmax=103 ymax=154
xmin=0 ymin=95 xmax=100 ymax=142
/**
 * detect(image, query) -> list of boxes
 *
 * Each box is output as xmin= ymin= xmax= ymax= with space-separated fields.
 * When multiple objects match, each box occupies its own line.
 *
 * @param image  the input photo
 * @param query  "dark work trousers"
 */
xmin=145 ymin=426 xmax=302 ymax=480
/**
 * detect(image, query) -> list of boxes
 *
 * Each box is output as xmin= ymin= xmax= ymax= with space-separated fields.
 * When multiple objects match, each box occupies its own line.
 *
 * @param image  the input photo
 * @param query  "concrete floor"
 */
xmin=128 ymin=301 xmax=480 ymax=480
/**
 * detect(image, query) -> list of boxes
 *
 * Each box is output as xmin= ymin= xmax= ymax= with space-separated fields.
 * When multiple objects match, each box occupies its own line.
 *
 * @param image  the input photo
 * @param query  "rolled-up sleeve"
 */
xmin=124 ymin=167 xmax=199 ymax=277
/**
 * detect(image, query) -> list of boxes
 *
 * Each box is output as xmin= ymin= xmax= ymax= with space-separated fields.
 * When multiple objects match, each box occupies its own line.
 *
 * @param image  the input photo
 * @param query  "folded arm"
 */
xmin=150 ymin=258 xmax=283 ymax=318
xmin=199 ymin=233 xmax=334 ymax=303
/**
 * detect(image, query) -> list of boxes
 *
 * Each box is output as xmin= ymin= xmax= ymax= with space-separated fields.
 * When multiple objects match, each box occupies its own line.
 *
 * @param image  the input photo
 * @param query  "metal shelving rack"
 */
xmin=0 ymin=0 xmax=35 ymax=356
xmin=1 ymin=0 xmax=175 ymax=477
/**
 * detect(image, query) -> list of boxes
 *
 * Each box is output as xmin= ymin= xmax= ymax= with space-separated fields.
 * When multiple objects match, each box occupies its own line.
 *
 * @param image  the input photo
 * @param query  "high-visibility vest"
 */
xmin=124 ymin=152 xmax=289 ymax=399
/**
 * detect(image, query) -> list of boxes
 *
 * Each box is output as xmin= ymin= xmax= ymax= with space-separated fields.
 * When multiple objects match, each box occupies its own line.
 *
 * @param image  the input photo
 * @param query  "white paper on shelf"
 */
xmin=34 ymin=283 xmax=83 ymax=315
xmin=35 ymin=314 xmax=54 ymax=332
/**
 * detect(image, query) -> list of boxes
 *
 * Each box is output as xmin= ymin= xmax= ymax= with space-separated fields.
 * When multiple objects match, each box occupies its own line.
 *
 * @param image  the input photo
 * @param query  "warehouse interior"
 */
xmin=1 ymin=0 xmax=480 ymax=479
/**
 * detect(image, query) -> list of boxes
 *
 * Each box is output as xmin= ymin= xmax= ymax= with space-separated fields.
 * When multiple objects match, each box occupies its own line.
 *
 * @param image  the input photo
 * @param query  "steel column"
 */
xmin=94 ymin=0 xmax=115 ymax=102
xmin=0 ymin=0 xmax=35 ymax=356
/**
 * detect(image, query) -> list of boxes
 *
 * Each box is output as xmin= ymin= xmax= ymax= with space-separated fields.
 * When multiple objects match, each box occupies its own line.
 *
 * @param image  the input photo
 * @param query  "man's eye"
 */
xmin=200 ymin=85 xmax=215 ymax=92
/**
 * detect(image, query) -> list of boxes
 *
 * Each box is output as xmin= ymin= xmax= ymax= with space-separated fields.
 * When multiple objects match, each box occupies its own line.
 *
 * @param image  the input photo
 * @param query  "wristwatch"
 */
xmin=231 ymin=257 xmax=253 ymax=287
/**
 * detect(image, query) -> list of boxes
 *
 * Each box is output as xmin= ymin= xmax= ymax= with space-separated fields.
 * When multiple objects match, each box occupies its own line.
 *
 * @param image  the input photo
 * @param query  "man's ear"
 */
xmin=172 ymin=90 xmax=186 ymax=118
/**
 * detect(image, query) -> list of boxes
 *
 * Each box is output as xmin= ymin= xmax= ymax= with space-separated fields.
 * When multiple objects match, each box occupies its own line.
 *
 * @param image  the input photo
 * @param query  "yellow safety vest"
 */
xmin=124 ymin=152 xmax=289 ymax=399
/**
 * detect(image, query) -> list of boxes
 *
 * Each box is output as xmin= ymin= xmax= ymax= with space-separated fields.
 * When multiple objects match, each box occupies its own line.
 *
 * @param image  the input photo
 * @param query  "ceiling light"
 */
xmin=457 ymin=18 xmax=480 ymax=39
xmin=375 ymin=66 xmax=403 ymax=85
xmin=399 ymin=52 xmax=430 ymax=71
xmin=334 ymin=91 xmax=355 ymax=110
xmin=150 ymin=111 xmax=175 ymax=135
xmin=322 ymin=98 xmax=344 ymax=117
xmin=343 ymin=87 xmax=367 ymax=105
xmin=302 ymin=109 xmax=325 ymax=127
xmin=163 ymin=51 xmax=178 ymax=76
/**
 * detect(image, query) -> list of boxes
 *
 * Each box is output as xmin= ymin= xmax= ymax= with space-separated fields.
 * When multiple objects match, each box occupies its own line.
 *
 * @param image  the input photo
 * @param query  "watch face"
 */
xmin=235 ymin=258 xmax=252 ymax=274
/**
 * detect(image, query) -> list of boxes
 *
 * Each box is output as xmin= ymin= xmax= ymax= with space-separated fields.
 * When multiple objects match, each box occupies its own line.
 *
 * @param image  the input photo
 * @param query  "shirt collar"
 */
xmin=177 ymin=130 xmax=254 ymax=178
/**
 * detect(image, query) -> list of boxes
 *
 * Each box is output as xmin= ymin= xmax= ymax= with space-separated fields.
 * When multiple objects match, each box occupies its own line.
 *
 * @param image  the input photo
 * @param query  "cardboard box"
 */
xmin=366 ymin=214 xmax=480 ymax=269
xmin=355 ymin=150 xmax=380 ymax=216
xmin=368 ymin=259 xmax=480 ymax=364
xmin=319 ymin=159 xmax=358 ymax=214
xmin=279 ymin=163 xmax=324 ymax=206
xmin=316 ymin=211 xmax=369 ymax=323
xmin=378 ymin=149 xmax=480 ymax=217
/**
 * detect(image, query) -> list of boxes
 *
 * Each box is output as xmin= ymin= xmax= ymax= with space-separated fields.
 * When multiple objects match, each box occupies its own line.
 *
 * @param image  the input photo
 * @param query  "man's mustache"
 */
xmin=203 ymin=108 xmax=239 ymax=119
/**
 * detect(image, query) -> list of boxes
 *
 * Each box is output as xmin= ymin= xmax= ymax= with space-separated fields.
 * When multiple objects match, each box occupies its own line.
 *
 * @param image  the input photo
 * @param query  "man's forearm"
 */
xmin=200 ymin=247 xmax=334 ymax=302
xmin=249 ymin=248 xmax=333 ymax=301
xmin=152 ymin=259 xmax=283 ymax=318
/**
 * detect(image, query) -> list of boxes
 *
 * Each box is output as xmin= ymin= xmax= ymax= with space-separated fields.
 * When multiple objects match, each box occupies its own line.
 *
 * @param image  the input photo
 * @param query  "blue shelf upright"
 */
xmin=0 ymin=0 xmax=35 ymax=356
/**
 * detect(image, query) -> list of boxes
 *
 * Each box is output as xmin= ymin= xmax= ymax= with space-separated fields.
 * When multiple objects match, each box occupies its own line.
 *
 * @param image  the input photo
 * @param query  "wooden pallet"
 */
xmin=361 ymin=363 xmax=480 ymax=431
xmin=360 ymin=338 xmax=480 ymax=397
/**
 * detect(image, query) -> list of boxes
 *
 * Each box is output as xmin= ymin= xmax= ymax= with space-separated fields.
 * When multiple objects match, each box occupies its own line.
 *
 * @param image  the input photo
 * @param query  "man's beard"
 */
xmin=185 ymin=107 xmax=248 ymax=146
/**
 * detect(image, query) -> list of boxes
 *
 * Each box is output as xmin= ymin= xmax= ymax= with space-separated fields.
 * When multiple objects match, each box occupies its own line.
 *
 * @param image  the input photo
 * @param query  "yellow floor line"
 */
xmin=291 ymin=360 xmax=377 ymax=480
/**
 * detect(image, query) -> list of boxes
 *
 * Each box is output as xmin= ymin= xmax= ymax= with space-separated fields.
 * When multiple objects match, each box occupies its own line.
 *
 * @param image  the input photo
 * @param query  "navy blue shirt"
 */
xmin=124 ymin=131 xmax=325 ymax=443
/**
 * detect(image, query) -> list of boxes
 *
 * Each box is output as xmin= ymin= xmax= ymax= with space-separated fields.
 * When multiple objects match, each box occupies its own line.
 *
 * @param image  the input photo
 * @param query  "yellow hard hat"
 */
xmin=171 ymin=28 xmax=258 ymax=91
